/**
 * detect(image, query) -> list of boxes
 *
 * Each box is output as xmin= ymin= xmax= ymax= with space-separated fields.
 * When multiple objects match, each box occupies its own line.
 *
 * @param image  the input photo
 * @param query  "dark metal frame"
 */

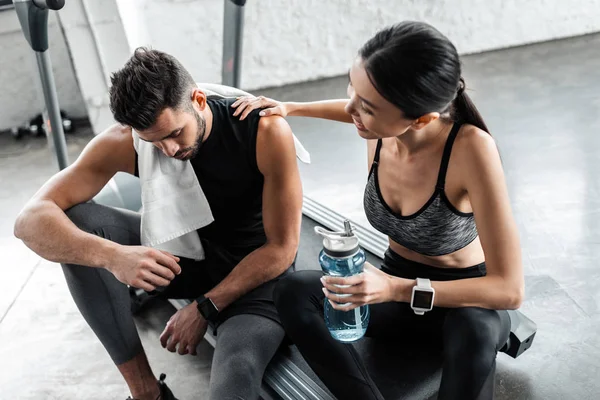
xmin=221 ymin=0 xmax=246 ymax=87
xmin=13 ymin=0 xmax=69 ymax=169
xmin=0 ymin=0 xmax=13 ymax=11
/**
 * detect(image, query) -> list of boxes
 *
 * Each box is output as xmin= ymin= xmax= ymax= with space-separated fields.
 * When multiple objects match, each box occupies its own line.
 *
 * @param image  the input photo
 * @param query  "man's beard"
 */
xmin=175 ymin=112 xmax=206 ymax=161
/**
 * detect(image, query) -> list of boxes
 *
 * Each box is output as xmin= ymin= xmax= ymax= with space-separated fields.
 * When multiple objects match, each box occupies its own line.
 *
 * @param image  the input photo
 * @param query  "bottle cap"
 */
xmin=315 ymin=220 xmax=360 ymax=258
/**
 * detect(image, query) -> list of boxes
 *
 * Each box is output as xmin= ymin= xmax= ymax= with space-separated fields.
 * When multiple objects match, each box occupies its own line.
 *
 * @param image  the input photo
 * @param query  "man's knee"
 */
xmin=443 ymin=308 xmax=502 ymax=363
xmin=224 ymin=350 xmax=261 ymax=382
xmin=210 ymin=314 xmax=284 ymax=400
xmin=62 ymin=204 xmax=107 ymax=272
xmin=210 ymin=348 xmax=264 ymax=400
xmin=65 ymin=203 xmax=100 ymax=231
xmin=65 ymin=202 xmax=140 ymax=244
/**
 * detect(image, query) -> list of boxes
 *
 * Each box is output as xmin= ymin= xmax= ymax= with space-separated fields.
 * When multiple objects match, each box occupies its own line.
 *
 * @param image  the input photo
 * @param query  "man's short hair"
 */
xmin=109 ymin=47 xmax=196 ymax=131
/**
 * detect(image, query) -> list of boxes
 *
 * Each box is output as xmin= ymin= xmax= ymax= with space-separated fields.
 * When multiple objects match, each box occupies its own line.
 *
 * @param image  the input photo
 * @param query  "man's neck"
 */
xmin=201 ymin=101 xmax=215 ymax=143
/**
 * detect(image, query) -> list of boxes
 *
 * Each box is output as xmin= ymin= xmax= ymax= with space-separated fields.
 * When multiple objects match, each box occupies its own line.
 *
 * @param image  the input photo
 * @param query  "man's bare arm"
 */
xmin=13 ymin=125 xmax=180 ymax=290
xmin=14 ymin=125 xmax=136 ymax=265
xmin=203 ymin=116 xmax=303 ymax=310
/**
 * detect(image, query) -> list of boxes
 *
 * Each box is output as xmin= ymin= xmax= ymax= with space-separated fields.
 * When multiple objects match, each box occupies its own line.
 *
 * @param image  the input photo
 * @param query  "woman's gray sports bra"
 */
xmin=363 ymin=123 xmax=478 ymax=256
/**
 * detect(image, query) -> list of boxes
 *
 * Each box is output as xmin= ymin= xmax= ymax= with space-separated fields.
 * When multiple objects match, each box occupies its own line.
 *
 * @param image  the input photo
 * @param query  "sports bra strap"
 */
xmin=373 ymin=139 xmax=383 ymax=163
xmin=436 ymin=123 xmax=462 ymax=190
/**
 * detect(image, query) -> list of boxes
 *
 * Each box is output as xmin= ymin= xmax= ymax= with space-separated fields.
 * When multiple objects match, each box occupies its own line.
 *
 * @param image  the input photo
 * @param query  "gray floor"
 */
xmin=0 ymin=131 xmax=216 ymax=399
xmin=1 ymin=32 xmax=600 ymax=399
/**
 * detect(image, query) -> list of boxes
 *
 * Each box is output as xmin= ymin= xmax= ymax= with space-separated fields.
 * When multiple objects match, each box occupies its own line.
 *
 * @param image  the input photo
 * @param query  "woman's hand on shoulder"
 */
xmin=231 ymin=95 xmax=287 ymax=120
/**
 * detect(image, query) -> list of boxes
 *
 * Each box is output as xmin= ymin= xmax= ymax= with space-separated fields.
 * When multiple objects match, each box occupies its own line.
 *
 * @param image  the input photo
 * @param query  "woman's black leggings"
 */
xmin=274 ymin=249 xmax=511 ymax=400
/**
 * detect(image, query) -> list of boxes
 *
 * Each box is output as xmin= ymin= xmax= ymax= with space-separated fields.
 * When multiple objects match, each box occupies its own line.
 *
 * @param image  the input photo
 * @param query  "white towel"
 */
xmin=133 ymin=132 xmax=213 ymax=260
xmin=134 ymin=83 xmax=311 ymax=261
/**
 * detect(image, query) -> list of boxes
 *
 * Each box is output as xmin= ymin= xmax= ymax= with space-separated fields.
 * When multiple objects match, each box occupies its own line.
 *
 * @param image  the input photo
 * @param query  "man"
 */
xmin=14 ymin=48 xmax=302 ymax=400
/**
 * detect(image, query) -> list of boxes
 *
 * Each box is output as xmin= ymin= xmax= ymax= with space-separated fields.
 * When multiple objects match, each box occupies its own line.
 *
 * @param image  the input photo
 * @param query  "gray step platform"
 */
xmin=94 ymin=175 xmax=534 ymax=400
xmin=169 ymin=215 xmax=442 ymax=400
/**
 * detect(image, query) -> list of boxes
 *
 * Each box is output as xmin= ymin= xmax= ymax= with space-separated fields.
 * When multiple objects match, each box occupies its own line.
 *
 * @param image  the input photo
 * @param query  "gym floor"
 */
xmin=1 ymin=33 xmax=599 ymax=399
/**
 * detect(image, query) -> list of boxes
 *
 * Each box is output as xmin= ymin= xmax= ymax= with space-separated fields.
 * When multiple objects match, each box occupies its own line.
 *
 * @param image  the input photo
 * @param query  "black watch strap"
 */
xmin=196 ymin=296 xmax=219 ymax=322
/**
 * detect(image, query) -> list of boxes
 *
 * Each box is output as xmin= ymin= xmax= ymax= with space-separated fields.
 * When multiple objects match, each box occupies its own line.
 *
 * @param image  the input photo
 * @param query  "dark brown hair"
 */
xmin=109 ymin=47 xmax=196 ymax=131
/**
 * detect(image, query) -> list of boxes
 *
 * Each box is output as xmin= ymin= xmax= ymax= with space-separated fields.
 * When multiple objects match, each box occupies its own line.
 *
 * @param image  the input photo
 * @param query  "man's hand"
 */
xmin=159 ymin=301 xmax=208 ymax=356
xmin=106 ymin=245 xmax=181 ymax=291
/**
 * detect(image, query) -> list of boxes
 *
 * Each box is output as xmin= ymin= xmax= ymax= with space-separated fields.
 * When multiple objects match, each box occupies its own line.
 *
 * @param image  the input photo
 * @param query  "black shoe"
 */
xmin=125 ymin=373 xmax=178 ymax=400
xmin=157 ymin=373 xmax=178 ymax=400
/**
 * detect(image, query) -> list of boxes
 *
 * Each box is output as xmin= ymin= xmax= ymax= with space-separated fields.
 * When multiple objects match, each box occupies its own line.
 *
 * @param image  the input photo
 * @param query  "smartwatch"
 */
xmin=410 ymin=278 xmax=435 ymax=315
xmin=196 ymin=295 xmax=219 ymax=322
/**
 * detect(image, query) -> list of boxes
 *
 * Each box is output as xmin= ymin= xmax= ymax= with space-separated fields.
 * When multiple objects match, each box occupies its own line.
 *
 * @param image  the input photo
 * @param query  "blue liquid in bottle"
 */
xmin=316 ymin=221 xmax=370 ymax=342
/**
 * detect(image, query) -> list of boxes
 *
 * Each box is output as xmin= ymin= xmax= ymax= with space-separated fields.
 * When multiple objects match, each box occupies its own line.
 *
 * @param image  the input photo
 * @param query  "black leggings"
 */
xmin=274 ymin=250 xmax=511 ymax=400
xmin=61 ymin=203 xmax=285 ymax=400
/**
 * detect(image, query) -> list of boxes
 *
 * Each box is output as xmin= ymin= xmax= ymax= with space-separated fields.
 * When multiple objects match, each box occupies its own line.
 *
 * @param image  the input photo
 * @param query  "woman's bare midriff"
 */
xmin=388 ymin=236 xmax=485 ymax=268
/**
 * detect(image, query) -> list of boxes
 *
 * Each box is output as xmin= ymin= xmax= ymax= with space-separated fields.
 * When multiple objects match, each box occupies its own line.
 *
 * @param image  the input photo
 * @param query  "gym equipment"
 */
xmin=96 ymin=174 xmax=537 ymax=399
xmin=93 ymin=172 xmax=142 ymax=212
xmin=13 ymin=0 xmax=69 ymax=169
xmin=12 ymin=0 xmax=246 ymax=163
xmin=92 ymin=82 xmax=537 ymax=399
xmin=10 ymin=110 xmax=73 ymax=140
xmin=501 ymin=309 xmax=537 ymax=358
xmin=222 ymin=0 xmax=246 ymax=87
xmin=0 ymin=0 xmax=14 ymax=11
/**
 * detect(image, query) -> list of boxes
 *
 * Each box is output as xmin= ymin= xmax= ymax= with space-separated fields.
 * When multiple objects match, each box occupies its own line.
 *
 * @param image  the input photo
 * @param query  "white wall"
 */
xmin=116 ymin=0 xmax=224 ymax=84
xmin=1 ymin=0 xmax=599 ymax=132
xmin=242 ymin=0 xmax=600 ymax=88
xmin=57 ymin=0 xmax=131 ymax=134
xmin=132 ymin=0 xmax=600 ymax=90
xmin=0 ymin=9 xmax=86 ymax=131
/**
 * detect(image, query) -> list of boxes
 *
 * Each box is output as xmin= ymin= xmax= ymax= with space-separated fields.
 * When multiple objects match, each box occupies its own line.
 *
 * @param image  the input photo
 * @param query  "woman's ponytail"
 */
xmin=453 ymin=78 xmax=490 ymax=134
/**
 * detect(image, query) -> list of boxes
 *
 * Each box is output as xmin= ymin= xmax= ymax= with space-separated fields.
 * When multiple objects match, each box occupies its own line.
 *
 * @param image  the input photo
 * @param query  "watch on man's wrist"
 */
xmin=196 ymin=295 xmax=219 ymax=322
xmin=410 ymin=278 xmax=435 ymax=315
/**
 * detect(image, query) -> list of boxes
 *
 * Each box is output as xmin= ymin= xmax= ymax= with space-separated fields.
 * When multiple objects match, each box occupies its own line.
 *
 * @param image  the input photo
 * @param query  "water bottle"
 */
xmin=316 ymin=220 xmax=370 ymax=342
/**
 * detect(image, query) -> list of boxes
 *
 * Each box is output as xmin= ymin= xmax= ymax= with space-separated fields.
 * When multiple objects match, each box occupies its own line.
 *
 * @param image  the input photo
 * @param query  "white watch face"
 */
xmin=412 ymin=290 xmax=434 ymax=310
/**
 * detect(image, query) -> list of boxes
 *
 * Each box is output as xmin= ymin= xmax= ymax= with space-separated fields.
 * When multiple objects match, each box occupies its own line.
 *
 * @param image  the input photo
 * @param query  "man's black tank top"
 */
xmin=135 ymin=97 xmax=267 ymax=252
xmin=134 ymin=98 xmax=290 ymax=329
xmin=192 ymin=97 xmax=266 ymax=250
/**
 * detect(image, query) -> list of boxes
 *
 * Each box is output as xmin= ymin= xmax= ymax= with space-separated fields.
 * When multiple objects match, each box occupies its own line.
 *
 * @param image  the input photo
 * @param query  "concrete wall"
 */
xmin=241 ymin=0 xmax=600 ymax=89
xmin=115 ymin=0 xmax=224 ymax=84
xmin=57 ymin=0 xmax=131 ymax=134
xmin=1 ymin=0 xmax=599 ymax=132
xmin=132 ymin=0 xmax=600 ymax=90
xmin=0 ymin=9 xmax=86 ymax=131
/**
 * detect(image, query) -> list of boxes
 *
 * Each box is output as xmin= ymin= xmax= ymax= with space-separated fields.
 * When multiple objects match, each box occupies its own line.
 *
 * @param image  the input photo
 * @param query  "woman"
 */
xmin=232 ymin=21 xmax=523 ymax=400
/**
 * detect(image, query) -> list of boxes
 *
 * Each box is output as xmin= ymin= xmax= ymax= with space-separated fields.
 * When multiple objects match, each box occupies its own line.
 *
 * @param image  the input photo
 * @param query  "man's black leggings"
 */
xmin=61 ymin=203 xmax=285 ymax=400
xmin=274 ymin=249 xmax=511 ymax=400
